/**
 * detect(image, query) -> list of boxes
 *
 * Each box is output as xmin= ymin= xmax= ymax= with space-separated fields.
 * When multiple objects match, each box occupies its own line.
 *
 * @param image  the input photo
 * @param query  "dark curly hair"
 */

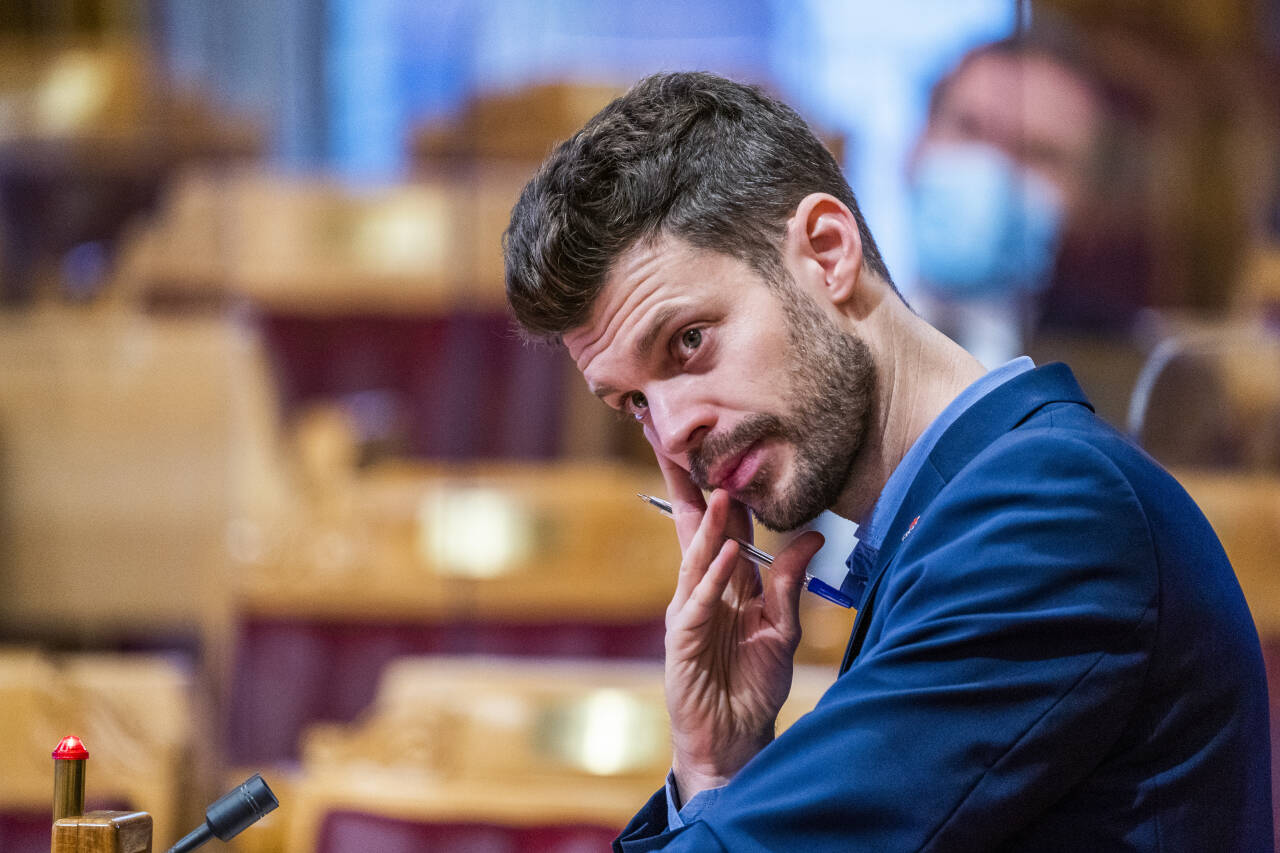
xmin=503 ymin=71 xmax=893 ymax=339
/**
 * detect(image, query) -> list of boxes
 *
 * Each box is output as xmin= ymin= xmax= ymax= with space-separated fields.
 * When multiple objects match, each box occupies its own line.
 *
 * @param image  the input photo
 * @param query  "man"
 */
xmin=503 ymin=72 xmax=1271 ymax=851
xmin=907 ymin=27 xmax=1150 ymax=368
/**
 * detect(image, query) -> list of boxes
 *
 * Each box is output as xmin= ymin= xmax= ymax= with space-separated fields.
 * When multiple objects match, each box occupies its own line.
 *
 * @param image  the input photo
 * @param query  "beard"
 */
xmin=688 ymin=281 xmax=876 ymax=532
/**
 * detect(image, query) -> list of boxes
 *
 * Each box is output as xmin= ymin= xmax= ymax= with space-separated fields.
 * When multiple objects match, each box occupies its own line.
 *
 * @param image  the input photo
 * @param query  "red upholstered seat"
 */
xmin=0 ymin=810 xmax=54 ymax=853
xmin=261 ymin=311 xmax=568 ymax=460
xmin=316 ymin=811 xmax=620 ymax=853
xmin=227 ymin=618 xmax=665 ymax=764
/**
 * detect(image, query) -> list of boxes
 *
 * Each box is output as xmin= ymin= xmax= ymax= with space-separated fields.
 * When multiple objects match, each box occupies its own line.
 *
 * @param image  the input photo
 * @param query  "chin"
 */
xmin=752 ymin=503 xmax=826 ymax=534
xmin=742 ymin=472 xmax=825 ymax=533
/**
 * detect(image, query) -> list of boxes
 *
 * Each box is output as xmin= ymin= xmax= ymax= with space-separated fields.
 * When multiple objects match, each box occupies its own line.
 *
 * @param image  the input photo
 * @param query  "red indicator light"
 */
xmin=52 ymin=735 xmax=89 ymax=760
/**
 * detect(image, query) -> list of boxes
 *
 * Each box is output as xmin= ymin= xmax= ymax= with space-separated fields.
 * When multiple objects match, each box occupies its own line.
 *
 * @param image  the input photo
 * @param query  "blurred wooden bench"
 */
xmin=0 ymin=648 xmax=195 ymax=850
xmin=113 ymin=163 xmax=622 ymax=457
xmin=115 ymin=164 xmax=531 ymax=313
xmin=272 ymin=655 xmax=834 ymax=853
xmin=225 ymin=457 xmax=680 ymax=764
xmin=236 ymin=460 xmax=679 ymax=621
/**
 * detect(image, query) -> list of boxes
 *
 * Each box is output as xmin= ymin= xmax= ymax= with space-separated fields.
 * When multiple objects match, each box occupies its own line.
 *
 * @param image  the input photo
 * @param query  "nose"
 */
xmin=644 ymin=380 xmax=715 ymax=460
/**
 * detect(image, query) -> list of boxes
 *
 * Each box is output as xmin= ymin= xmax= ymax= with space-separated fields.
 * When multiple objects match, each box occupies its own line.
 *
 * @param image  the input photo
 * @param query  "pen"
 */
xmin=636 ymin=494 xmax=855 ymax=608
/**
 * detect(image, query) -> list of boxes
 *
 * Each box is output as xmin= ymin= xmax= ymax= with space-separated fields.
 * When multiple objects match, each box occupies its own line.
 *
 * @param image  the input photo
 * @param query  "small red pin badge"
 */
xmin=901 ymin=516 xmax=920 ymax=543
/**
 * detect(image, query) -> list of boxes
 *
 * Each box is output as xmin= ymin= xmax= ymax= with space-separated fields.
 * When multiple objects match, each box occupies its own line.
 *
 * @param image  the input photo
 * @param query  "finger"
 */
xmin=710 ymin=490 xmax=761 ymax=600
xmin=653 ymin=444 xmax=701 ymax=504
xmin=722 ymin=492 xmax=756 ymax=544
xmin=762 ymin=530 xmax=825 ymax=639
xmin=671 ymin=488 xmax=733 ymax=609
xmin=655 ymin=453 xmax=707 ymax=541
xmin=681 ymin=538 xmax=742 ymax=630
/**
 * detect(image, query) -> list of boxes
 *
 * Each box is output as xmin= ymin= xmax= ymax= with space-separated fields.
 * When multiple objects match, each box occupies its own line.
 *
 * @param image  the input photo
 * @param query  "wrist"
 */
xmin=671 ymin=763 xmax=734 ymax=806
xmin=671 ymin=729 xmax=773 ymax=802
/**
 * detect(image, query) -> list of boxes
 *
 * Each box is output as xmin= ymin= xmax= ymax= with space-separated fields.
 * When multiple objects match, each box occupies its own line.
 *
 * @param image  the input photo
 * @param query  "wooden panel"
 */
xmin=120 ymin=167 xmax=532 ymax=313
xmin=412 ymin=83 xmax=626 ymax=162
xmin=0 ymin=306 xmax=284 ymax=637
xmin=232 ymin=442 xmax=854 ymax=663
xmin=52 ymin=811 xmax=152 ymax=853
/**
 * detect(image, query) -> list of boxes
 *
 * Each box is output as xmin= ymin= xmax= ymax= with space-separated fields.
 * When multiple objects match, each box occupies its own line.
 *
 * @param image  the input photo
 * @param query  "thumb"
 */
xmin=764 ymin=530 xmax=825 ymax=637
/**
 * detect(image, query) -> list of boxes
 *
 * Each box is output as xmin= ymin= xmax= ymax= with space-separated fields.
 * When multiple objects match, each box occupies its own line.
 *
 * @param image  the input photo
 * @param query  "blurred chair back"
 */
xmin=1128 ymin=318 xmax=1280 ymax=470
xmin=1136 ymin=316 xmax=1280 ymax=841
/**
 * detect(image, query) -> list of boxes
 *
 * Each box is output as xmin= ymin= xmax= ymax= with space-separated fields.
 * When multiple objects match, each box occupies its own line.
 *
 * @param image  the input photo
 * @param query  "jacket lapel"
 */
xmin=838 ymin=363 xmax=1092 ymax=674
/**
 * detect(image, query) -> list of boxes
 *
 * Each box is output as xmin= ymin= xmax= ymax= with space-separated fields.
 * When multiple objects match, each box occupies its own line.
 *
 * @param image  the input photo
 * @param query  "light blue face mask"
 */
xmin=909 ymin=142 xmax=1064 ymax=298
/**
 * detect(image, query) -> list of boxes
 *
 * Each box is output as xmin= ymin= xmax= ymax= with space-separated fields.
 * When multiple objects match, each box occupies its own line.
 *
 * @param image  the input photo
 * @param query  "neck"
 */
xmin=832 ymin=301 xmax=987 ymax=525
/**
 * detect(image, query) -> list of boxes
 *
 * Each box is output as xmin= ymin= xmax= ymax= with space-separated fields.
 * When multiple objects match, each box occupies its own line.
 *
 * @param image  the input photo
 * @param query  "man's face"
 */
xmin=922 ymin=51 xmax=1102 ymax=221
xmin=563 ymin=234 xmax=875 ymax=531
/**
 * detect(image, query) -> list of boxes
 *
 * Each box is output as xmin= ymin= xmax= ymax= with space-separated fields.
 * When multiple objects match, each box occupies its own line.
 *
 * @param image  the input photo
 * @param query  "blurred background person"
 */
xmin=907 ymin=12 xmax=1279 ymax=441
xmin=907 ymin=21 xmax=1150 ymax=371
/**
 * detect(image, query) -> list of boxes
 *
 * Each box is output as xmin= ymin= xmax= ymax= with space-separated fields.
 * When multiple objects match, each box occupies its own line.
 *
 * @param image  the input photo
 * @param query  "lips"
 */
xmin=709 ymin=441 xmax=762 ymax=492
xmin=691 ymin=414 xmax=785 ymax=494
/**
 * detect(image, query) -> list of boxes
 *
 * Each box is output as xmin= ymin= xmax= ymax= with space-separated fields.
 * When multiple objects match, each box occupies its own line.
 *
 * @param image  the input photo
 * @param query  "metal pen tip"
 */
xmin=637 ymin=493 xmax=673 ymax=515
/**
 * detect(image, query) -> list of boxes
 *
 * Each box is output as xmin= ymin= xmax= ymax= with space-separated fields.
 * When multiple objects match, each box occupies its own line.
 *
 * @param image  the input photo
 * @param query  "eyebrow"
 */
xmin=634 ymin=304 xmax=681 ymax=363
xmin=588 ymin=304 xmax=682 ymax=404
xmin=590 ymin=382 xmax=620 ymax=402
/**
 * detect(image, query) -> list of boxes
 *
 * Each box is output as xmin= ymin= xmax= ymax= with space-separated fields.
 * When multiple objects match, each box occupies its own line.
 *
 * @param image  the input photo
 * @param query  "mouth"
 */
xmin=692 ymin=414 xmax=787 ymax=496
xmin=708 ymin=441 xmax=765 ymax=493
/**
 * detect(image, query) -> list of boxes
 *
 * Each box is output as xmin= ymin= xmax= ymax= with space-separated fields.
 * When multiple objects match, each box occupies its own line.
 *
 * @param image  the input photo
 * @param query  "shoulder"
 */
xmin=933 ymin=419 xmax=1155 ymax=552
xmin=878 ymin=419 xmax=1160 ymax=636
xmin=958 ymin=409 xmax=1146 ymax=495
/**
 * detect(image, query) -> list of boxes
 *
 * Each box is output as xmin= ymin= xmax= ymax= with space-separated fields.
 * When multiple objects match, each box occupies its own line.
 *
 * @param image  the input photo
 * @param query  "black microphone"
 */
xmin=167 ymin=774 xmax=279 ymax=853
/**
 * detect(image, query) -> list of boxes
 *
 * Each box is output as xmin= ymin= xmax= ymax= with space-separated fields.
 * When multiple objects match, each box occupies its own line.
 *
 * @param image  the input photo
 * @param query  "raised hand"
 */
xmin=654 ymin=452 xmax=824 ymax=803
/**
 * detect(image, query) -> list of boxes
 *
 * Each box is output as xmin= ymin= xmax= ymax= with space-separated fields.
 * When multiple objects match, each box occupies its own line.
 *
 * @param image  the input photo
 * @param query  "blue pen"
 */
xmin=636 ymin=493 xmax=855 ymax=608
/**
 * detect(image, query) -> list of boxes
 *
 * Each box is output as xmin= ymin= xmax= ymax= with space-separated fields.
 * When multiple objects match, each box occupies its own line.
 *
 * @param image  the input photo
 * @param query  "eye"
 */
xmin=677 ymin=327 xmax=703 ymax=357
xmin=622 ymin=391 xmax=649 ymax=421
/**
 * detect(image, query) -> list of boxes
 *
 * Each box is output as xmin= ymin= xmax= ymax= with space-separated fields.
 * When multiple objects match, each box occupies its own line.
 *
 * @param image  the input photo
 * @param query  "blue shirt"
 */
xmin=667 ymin=356 xmax=1036 ymax=827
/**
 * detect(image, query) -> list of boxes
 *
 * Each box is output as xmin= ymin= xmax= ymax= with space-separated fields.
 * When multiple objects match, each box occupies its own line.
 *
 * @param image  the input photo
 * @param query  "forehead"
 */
xmin=934 ymin=52 xmax=1101 ymax=158
xmin=562 ymin=235 xmax=750 ymax=376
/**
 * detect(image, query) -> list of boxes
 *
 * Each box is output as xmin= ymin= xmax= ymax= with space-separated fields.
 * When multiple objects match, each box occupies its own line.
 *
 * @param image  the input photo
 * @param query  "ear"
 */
xmin=784 ymin=193 xmax=865 ymax=307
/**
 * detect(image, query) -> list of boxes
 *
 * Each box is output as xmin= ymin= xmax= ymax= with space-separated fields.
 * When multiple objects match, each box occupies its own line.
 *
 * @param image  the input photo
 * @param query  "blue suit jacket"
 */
xmin=617 ymin=364 xmax=1272 ymax=852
